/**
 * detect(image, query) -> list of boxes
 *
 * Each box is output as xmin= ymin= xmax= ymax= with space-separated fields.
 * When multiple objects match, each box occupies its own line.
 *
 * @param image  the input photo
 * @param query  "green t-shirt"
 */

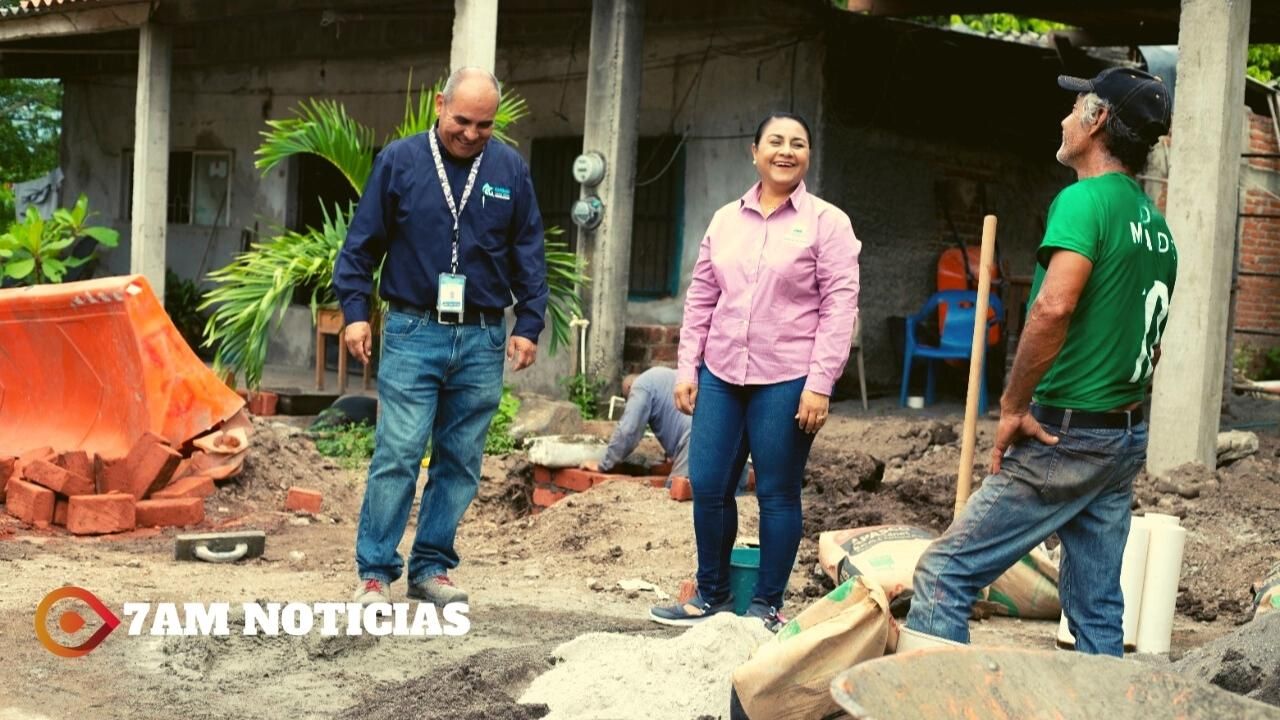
xmin=1028 ymin=172 xmax=1178 ymax=412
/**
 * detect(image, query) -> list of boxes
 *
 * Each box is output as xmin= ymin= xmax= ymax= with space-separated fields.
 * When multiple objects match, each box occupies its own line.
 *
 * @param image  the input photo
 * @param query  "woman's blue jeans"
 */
xmin=689 ymin=367 xmax=815 ymax=609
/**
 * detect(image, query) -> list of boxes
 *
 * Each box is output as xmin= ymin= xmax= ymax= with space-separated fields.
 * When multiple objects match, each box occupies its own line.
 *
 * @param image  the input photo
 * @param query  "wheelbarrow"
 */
xmin=829 ymin=647 xmax=1280 ymax=720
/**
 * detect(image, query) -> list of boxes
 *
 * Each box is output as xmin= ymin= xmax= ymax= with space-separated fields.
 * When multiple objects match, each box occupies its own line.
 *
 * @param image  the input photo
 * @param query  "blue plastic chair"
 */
xmin=899 ymin=290 xmax=1005 ymax=414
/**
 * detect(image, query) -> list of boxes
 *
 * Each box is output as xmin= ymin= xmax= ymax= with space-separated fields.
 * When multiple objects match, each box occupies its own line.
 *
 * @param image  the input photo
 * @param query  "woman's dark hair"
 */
xmin=753 ymin=112 xmax=813 ymax=147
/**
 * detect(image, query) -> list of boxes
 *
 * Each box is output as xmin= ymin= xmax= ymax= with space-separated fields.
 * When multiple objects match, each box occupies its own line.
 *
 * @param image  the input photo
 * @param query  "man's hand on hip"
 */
xmin=344 ymin=321 xmax=372 ymax=365
xmin=990 ymin=409 xmax=1059 ymax=474
xmin=508 ymin=336 xmax=537 ymax=371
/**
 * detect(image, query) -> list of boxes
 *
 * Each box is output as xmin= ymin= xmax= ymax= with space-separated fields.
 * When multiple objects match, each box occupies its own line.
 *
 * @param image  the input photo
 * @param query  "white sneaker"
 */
xmin=353 ymin=578 xmax=390 ymax=604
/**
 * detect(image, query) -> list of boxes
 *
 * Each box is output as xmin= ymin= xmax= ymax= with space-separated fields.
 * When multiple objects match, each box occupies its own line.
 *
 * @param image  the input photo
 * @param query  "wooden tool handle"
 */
xmin=954 ymin=215 xmax=998 ymax=518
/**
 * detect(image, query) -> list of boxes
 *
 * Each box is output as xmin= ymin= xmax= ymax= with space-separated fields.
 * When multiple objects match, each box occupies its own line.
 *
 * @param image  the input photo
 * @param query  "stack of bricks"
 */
xmin=530 ymin=465 xmax=669 ymax=512
xmin=622 ymin=325 xmax=681 ymax=375
xmin=1 ymin=432 xmax=210 ymax=535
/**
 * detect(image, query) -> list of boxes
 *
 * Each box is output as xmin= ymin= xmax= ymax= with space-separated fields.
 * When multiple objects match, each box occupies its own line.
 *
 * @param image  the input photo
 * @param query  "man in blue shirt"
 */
xmin=335 ymin=68 xmax=548 ymax=606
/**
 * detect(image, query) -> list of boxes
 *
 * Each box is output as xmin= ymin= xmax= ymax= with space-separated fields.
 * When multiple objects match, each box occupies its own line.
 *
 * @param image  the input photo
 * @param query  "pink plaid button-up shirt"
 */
xmin=677 ymin=181 xmax=861 ymax=396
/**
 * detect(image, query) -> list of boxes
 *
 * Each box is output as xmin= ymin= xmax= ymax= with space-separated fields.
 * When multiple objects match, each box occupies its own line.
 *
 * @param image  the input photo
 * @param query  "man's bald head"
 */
xmin=434 ymin=67 xmax=501 ymax=159
xmin=621 ymin=374 xmax=641 ymax=398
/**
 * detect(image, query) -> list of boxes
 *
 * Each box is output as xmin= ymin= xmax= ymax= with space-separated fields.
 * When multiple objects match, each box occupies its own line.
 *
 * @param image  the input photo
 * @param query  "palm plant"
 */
xmin=202 ymin=79 xmax=585 ymax=389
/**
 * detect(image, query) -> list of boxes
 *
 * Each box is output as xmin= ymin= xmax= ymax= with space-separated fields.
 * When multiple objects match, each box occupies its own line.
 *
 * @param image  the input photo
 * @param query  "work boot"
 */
xmin=353 ymin=578 xmax=390 ymax=605
xmin=408 ymin=575 xmax=469 ymax=605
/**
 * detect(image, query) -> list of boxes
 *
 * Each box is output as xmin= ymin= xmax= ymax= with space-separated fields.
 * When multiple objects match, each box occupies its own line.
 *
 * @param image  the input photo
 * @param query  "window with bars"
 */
xmin=530 ymin=135 xmax=684 ymax=299
xmin=121 ymin=149 xmax=232 ymax=226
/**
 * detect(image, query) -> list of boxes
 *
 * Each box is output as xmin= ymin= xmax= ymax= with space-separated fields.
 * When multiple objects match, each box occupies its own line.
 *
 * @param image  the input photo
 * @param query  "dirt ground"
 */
xmin=1 ymin=394 xmax=1276 ymax=719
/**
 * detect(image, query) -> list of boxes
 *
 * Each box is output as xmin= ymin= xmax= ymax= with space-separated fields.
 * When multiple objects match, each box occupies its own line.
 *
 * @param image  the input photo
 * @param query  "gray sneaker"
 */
xmin=408 ymin=575 xmax=469 ymax=604
xmin=353 ymin=578 xmax=390 ymax=604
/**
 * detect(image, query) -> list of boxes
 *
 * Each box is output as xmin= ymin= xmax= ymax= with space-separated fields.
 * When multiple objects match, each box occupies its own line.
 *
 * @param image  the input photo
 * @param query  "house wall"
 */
xmin=1237 ymin=109 xmax=1280 ymax=362
xmin=818 ymin=22 xmax=1074 ymax=395
xmin=58 ymin=8 xmax=820 ymax=397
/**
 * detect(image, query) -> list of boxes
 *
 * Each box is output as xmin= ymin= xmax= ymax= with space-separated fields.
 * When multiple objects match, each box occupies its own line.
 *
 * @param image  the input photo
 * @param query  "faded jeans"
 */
xmin=355 ymin=310 xmax=506 ymax=586
xmin=906 ymin=412 xmax=1147 ymax=656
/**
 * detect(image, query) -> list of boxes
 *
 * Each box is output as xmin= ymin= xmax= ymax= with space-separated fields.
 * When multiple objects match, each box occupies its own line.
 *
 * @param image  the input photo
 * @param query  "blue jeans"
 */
xmin=355 ymin=310 xmax=506 ymax=586
xmin=906 ymin=414 xmax=1147 ymax=656
xmin=689 ymin=367 xmax=814 ymax=609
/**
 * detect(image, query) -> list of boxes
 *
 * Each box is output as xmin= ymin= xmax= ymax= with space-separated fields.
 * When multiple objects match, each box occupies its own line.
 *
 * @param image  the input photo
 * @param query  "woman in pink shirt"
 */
xmin=650 ymin=113 xmax=861 ymax=628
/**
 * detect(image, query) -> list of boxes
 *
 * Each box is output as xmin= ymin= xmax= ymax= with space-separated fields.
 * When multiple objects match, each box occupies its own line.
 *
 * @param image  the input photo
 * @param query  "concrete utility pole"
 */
xmin=130 ymin=22 xmax=171 ymax=298
xmin=579 ymin=0 xmax=645 ymax=389
xmin=450 ymin=0 xmax=498 ymax=73
xmin=1148 ymin=0 xmax=1251 ymax=474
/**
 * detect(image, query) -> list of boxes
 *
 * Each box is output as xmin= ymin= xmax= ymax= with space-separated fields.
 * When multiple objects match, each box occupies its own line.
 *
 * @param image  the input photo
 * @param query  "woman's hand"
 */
xmin=796 ymin=390 xmax=829 ymax=434
xmin=674 ymin=383 xmax=698 ymax=415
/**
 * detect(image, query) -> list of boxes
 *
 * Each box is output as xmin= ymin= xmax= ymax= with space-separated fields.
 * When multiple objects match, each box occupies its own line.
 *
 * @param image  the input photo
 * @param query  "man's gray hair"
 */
xmin=1078 ymin=92 xmax=1154 ymax=173
xmin=442 ymin=67 xmax=501 ymax=103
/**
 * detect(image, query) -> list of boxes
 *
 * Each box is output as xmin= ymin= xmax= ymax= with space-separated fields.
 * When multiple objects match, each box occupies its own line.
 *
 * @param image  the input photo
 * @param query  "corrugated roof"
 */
xmin=0 ymin=0 xmax=109 ymax=18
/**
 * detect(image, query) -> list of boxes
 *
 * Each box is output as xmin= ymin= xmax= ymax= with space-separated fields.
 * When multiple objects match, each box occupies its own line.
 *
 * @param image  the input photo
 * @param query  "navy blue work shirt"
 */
xmin=334 ymin=128 xmax=549 ymax=342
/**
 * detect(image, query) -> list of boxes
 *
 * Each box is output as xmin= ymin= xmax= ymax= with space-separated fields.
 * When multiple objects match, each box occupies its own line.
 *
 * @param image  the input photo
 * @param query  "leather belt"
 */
xmin=388 ymin=301 xmax=502 ymax=326
xmin=1031 ymin=404 xmax=1143 ymax=430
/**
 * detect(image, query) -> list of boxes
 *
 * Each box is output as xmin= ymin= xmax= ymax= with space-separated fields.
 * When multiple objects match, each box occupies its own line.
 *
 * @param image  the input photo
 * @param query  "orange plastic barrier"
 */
xmin=0 ymin=275 xmax=243 ymax=461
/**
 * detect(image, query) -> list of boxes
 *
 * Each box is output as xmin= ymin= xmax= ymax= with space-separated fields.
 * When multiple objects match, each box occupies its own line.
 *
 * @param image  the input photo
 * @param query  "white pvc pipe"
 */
xmin=1135 ymin=523 xmax=1187 ymax=654
xmin=1120 ymin=518 xmax=1153 ymax=649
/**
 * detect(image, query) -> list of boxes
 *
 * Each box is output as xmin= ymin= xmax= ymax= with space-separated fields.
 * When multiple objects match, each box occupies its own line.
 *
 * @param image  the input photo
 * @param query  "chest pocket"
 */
xmin=763 ymin=228 xmax=817 ymax=292
xmin=472 ymin=180 xmax=516 ymax=249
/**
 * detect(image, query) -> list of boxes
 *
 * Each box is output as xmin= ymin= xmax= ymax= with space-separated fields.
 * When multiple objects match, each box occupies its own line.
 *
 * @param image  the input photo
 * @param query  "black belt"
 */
xmin=1032 ymin=404 xmax=1143 ymax=430
xmin=388 ymin=301 xmax=502 ymax=326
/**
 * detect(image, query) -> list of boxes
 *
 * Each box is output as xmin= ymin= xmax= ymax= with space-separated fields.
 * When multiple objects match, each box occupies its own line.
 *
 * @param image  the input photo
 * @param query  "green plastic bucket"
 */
xmin=729 ymin=547 xmax=761 ymax=615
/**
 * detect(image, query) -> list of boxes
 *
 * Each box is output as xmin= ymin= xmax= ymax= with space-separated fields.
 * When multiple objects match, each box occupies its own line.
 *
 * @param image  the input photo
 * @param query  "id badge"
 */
xmin=437 ymin=273 xmax=467 ymax=317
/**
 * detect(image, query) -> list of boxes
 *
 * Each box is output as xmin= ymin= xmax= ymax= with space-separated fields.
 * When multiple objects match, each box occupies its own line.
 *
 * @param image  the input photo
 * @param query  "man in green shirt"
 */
xmin=905 ymin=67 xmax=1176 ymax=656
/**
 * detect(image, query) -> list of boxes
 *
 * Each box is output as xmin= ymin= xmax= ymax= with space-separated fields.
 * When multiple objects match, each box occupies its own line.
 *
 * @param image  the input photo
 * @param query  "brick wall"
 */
xmin=623 ymin=324 xmax=681 ymax=375
xmin=1239 ymin=110 xmax=1280 ymax=358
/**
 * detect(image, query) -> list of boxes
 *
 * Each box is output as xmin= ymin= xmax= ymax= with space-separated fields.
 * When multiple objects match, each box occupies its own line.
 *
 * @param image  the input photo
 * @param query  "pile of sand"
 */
xmin=518 ymin=613 xmax=774 ymax=720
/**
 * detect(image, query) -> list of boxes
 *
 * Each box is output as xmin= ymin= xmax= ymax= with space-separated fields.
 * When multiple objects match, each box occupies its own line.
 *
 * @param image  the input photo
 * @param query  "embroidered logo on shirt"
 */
xmin=785 ymin=224 xmax=809 ymax=244
xmin=481 ymin=183 xmax=512 ymax=201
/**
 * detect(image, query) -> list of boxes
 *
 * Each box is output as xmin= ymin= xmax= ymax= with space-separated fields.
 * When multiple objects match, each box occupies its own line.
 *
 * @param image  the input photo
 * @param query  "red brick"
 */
xmin=650 ymin=459 xmax=673 ymax=476
xmin=650 ymin=344 xmax=678 ymax=363
xmin=552 ymin=468 xmax=596 ymax=492
xmin=67 ymin=494 xmax=136 ymax=535
xmin=532 ymin=485 xmax=567 ymax=507
xmin=23 ymin=459 xmax=94 ymax=496
xmin=533 ymin=465 xmax=552 ymax=485
xmin=152 ymin=474 xmax=216 ymax=500
xmin=53 ymin=498 xmax=69 ymax=527
xmin=5 ymin=478 xmax=55 ymax=526
xmin=0 ymin=456 xmax=14 ymax=502
xmin=57 ymin=451 xmax=94 ymax=482
xmin=136 ymin=497 xmax=205 ymax=528
xmin=15 ymin=446 xmax=56 ymax=477
xmin=285 ymin=487 xmax=323 ymax=514
xmin=747 ymin=468 xmax=756 ymax=492
xmin=103 ymin=433 xmax=182 ymax=499
xmin=669 ymin=476 xmax=693 ymax=502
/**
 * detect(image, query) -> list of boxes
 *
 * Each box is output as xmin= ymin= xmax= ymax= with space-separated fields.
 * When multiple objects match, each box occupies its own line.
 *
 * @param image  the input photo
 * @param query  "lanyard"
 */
xmin=427 ymin=129 xmax=484 ymax=274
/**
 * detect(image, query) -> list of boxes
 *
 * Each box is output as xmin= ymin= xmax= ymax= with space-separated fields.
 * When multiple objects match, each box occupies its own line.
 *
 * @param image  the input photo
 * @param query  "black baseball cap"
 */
xmin=1057 ymin=67 xmax=1172 ymax=144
